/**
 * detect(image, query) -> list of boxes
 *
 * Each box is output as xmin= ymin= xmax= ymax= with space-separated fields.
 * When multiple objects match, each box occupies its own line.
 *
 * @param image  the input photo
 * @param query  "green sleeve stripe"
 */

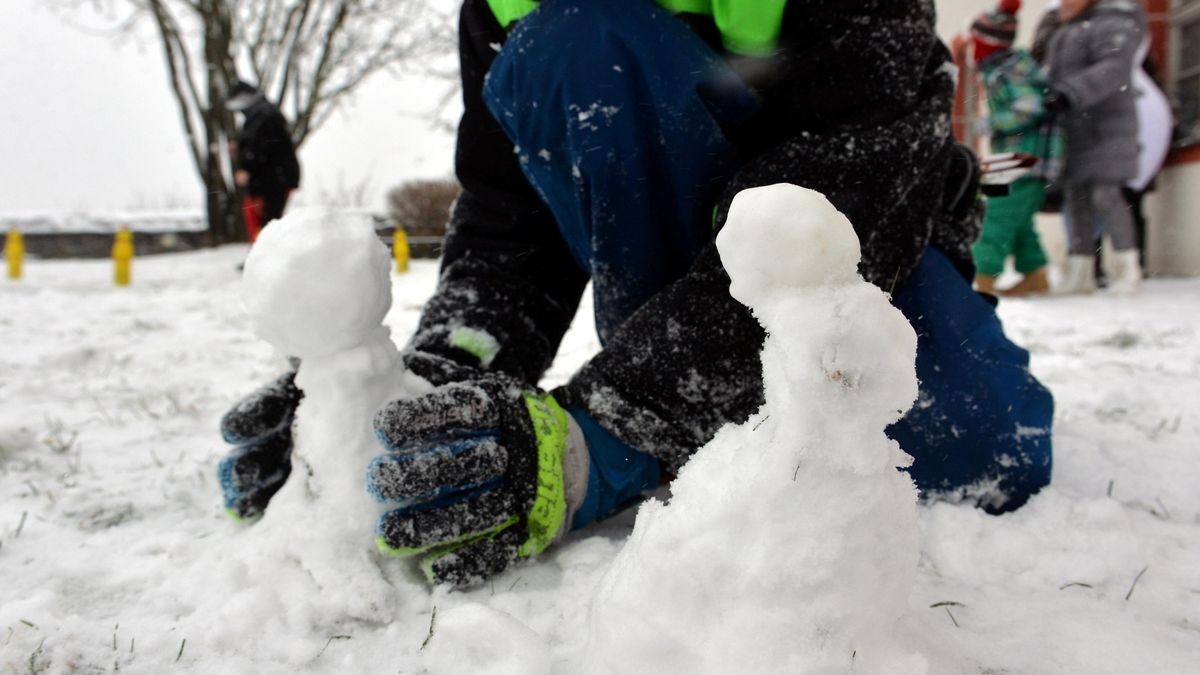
xmin=486 ymin=0 xmax=540 ymax=28
xmin=517 ymin=391 xmax=570 ymax=558
xmin=657 ymin=0 xmax=713 ymax=14
xmin=712 ymin=0 xmax=788 ymax=56
xmin=484 ymin=0 xmax=788 ymax=56
xmin=449 ymin=326 xmax=501 ymax=367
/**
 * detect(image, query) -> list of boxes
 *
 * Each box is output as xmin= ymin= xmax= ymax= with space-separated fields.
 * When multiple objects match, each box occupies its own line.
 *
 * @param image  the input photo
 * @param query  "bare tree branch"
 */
xmin=146 ymin=0 xmax=205 ymax=177
xmin=53 ymin=0 xmax=457 ymax=243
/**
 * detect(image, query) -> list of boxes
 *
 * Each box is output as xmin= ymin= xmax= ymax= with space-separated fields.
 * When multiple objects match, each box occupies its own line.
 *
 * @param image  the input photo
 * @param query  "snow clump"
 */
xmin=582 ymin=184 xmax=926 ymax=674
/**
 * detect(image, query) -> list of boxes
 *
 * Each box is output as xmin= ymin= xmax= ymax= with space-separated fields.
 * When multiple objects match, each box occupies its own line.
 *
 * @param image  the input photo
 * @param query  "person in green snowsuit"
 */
xmin=969 ymin=0 xmax=1059 ymax=296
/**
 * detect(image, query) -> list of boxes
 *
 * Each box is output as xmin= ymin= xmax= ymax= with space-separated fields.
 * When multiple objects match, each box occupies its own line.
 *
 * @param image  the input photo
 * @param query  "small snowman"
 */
xmin=583 ymin=184 xmax=926 ymax=674
xmin=239 ymin=208 xmax=419 ymax=618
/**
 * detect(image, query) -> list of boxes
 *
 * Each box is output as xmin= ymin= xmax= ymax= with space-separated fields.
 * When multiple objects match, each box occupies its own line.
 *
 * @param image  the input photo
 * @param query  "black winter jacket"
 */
xmin=237 ymin=99 xmax=301 ymax=196
xmin=410 ymin=0 xmax=979 ymax=472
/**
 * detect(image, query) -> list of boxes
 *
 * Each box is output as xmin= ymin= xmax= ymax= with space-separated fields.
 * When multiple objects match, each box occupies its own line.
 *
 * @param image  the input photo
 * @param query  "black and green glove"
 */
xmin=217 ymin=370 xmax=303 ymax=520
xmin=368 ymin=373 xmax=579 ymax=587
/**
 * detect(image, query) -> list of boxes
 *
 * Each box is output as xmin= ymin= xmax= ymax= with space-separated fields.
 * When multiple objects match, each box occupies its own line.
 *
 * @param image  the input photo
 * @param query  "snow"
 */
xmin=3 ymin=218 xmax=1200 ymax=673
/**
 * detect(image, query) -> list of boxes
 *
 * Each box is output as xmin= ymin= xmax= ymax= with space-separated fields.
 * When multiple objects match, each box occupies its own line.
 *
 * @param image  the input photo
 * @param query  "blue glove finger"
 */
xmin=218 ymin=429 xmax=293 ymax=520
xmin=367 ymin=437 xmax=508 ymax=504
xmin=375 ymin=488 xmax=517 ymax=556
xmin=374 ymin=383 xmax=506 ymax=451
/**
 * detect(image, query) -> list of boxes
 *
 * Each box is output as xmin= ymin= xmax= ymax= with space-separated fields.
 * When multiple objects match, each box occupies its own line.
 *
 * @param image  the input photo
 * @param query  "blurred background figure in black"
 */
xmin=226 ymin=81 xmax=301 ymax=244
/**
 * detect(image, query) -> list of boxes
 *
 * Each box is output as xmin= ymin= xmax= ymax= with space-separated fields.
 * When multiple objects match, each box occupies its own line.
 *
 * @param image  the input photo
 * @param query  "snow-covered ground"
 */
xmin=2 ymin=244 xmax=1198 ymax=673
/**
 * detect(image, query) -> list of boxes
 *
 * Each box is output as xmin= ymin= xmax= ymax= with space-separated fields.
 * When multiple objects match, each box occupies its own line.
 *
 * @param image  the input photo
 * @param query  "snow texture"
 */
xmin=3 ymin=211 xmax=1200 ymax=674
xmin=583 ymin=185 xmax=923 ymax=674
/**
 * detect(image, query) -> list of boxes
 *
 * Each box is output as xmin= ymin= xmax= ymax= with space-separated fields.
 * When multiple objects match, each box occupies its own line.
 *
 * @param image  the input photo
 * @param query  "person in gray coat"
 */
xmin=1045 ymin=0 xmax=1146 ymax=294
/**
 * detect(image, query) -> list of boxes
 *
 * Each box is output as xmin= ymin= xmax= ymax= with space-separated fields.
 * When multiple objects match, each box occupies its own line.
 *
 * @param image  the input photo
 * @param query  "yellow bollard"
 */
xmin=393 ymin=227 xmax=410 ymax=274
xmin=4 ymin=228 xmax=23 ymax=280
xmin=113 ymin=227 xmax=134 ymax=286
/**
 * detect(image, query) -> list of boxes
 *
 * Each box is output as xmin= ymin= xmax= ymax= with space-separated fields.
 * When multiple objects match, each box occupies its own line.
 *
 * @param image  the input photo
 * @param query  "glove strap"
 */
xmin=518 ymin=391 xmax=571 ymax=558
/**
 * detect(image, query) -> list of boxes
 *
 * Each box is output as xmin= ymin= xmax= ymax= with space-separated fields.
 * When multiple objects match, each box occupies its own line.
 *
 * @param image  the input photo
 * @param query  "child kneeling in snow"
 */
xmin=218 ymin=0 xmax=1054 ymax=587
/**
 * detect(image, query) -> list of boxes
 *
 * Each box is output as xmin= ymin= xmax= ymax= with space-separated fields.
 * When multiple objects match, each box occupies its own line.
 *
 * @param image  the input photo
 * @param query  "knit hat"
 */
xmin=971 ymin=0 xmax=1021 ymax=62
xmin=225 ymin=80 xmax=262 ymax=112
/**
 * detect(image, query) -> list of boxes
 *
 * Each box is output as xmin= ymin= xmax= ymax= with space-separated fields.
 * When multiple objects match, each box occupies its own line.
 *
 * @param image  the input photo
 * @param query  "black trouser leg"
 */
xmin=261 ymin=189 xmax=290 ymax=225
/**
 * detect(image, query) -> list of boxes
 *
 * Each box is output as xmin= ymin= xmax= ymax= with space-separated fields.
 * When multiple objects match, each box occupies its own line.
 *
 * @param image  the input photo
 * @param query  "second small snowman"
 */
xmin=584 ymin=184 xmax=925 ymax=674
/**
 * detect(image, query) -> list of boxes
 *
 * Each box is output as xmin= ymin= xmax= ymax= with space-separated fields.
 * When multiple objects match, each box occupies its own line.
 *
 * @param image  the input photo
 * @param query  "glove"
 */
xmin=217 ymin=369 xmax=303 ymax=520
xmin=1043 ymin=89 xmax=1071 ymax=116
xmin=369 ymin=372 xmax=660 ymax=587
xmin=369 ymin=374 xmax=574 ymax=586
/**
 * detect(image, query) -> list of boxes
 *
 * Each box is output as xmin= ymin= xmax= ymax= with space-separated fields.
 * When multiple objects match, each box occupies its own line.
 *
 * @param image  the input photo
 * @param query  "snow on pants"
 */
xmin=483 ymin=0 xmax=1053 ymax=512
xmin=482 ymin=0 xmax=755 ymax=342
xmin=972 ymin=176 xmax=1049 ymax=276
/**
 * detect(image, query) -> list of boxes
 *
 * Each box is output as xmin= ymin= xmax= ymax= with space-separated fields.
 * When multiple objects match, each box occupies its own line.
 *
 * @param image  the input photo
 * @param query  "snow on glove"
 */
xmin=368 ymin=375 xmax=577 ymax=587
xmin=217 ymin=369 xmax=303 ymax=520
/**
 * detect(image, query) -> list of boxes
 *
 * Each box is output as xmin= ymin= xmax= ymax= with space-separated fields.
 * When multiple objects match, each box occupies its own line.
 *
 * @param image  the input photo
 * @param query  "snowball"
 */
xmin=716 ymin=184 xmax=861 ymax=306
xmin=242 ymin=207 xmax=392 ymax=359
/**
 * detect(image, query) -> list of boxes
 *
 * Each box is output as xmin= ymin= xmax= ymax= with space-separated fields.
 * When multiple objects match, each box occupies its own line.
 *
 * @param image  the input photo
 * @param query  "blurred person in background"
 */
xmin=1122 ymin=30 xmax=1173 ymax=273
xmin=968 ymin=0 xmax=1058 ymax=296
xmin=1034 ymin=0 xmax=1172 ymax=285
xmin=227 ymin=81 xmax=301 ymax=244
xmin=1044 ymin=0 xmax=1148 ymax=295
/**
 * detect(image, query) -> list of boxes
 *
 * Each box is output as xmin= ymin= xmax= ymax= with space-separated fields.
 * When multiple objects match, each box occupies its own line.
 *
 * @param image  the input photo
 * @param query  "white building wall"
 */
xmin=1146 ymin=163 xmax=1200 ymax=276
xmin=935 ymin=0 xmax=1053 ymax=45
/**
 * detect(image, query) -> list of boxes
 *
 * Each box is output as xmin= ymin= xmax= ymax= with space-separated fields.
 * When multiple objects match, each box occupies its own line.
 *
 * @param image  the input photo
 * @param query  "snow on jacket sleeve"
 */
xmin=406 ymin=0 xmax=589 ymax=385
xmin=715 ymin=0 xmax=960 ymax=291
xmin=558 ymin=1 xmax=974 ymax=472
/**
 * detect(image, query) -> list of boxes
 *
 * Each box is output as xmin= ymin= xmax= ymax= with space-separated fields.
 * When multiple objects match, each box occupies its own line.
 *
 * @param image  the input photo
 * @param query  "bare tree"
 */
xmin=57 ymin=0 xmax=455 ymax=243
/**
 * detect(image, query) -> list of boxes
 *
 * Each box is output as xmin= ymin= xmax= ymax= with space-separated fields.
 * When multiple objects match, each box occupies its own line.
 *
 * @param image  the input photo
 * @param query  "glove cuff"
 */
xmin=565 ymin=408 xmax=661 ymax=530
xmin=560 ymin=414 xmax=592 ymax=540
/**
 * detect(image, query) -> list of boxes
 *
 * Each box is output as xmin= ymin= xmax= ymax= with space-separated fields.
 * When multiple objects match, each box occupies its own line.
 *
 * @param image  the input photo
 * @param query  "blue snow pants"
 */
xmin=483 ymin=0 xmax=1053 ymax=513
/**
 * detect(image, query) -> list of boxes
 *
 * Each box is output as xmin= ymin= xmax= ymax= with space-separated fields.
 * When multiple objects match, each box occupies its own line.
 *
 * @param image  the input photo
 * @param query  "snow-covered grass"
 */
xmin=1 ymin=245 xmax=1198 ymax=673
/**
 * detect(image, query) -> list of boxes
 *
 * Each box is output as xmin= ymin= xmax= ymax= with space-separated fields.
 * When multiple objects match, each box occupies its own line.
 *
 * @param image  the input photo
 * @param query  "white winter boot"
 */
xmin=1056 ymin=255 xmax=1096 ymax=295
xmin=1106 ymin=249 xmax=1143 ymax=295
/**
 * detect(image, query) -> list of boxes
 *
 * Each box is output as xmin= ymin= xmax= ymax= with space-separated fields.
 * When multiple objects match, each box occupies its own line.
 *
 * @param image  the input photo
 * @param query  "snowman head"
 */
xmin=716 ymin=184 xmax=862 ymax=309
xmin=242 ymin=208 xmax=393 ymax=359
